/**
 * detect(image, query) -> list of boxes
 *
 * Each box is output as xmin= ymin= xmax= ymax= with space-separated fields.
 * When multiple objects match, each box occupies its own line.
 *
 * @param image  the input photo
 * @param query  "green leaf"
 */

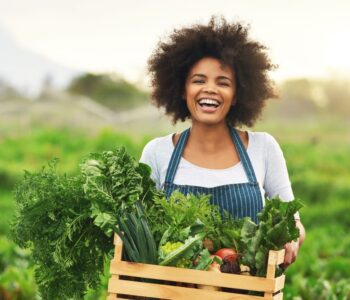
xmin=194 ymin=249 xmax=214 ymax=270
xmin=240 ymin=197 xmax=304 ymax=276
xmin=159 ymin=233 xmax=205 ymax=266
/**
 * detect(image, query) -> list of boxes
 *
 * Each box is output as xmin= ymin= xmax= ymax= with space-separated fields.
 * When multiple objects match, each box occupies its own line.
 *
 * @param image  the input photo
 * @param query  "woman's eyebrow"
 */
xmin=190 ymin=74 xmax=232 ymax=81
xmin=190 ymin=74 xmax=206 ymax=78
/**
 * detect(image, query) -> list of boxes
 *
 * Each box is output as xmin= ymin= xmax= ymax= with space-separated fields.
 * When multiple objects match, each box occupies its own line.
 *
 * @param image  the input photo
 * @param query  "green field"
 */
xmin=1 ymin=125 xmax=349 ymax=299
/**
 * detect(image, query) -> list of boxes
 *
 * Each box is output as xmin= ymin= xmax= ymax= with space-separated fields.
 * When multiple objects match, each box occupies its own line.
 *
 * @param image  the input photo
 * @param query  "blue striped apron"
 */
xmin=163 ymin=124 xmax=263 ymax=223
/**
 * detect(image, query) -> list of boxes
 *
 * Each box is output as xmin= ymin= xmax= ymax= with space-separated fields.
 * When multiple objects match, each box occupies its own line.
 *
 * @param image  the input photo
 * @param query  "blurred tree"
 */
xmin=0 ymin=78 xmax=24 ymax=100
xmin=322 ymin=79 xmax=350 ymax=119
xmin=280 ymin=79 xmax=319 ymax=118
xmin=67 ymin=73 xmax=149 ymax=111
xmin=264 ymin=78 xmax=350 ymax=122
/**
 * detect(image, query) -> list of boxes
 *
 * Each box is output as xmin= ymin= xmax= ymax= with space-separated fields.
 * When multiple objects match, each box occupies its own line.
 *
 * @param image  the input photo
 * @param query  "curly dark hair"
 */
xmin=147 ymin=16 xmax=277 ymax=127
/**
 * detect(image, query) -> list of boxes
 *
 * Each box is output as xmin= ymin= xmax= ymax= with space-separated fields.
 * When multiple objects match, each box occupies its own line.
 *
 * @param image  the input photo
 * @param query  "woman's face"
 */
xmin=183 ymin=57 xmax=236 ymax=127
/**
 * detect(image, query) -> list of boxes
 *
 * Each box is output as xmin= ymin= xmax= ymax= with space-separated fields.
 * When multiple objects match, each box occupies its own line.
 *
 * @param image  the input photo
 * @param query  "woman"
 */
xmin=140 ymin=16 xmax=305 ymax=267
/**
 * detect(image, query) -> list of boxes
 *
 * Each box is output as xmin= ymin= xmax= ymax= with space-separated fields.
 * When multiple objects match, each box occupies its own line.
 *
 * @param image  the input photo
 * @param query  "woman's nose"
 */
xmin=203 ymin=83 xmax=218 ymax=94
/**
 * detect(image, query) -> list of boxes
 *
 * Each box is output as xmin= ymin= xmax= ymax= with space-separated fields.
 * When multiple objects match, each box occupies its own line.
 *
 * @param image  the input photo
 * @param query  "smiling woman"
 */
xmin=147 ymin=16 xmax=277 ymax=128
xmin=141 ymin=15 xmax=305 ymax=267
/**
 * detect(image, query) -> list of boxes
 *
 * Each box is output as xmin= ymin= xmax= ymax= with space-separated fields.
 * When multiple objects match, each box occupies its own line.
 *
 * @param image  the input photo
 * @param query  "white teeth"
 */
xmin=198 ymin=98 xmax=220 ymax=106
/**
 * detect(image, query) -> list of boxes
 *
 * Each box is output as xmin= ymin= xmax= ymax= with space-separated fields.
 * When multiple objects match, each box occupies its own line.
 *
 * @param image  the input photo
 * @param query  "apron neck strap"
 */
xmin=165 ymin=128 xmax=190 ymax=183
xmin=229 ymin=125 xmax=258 ymax=183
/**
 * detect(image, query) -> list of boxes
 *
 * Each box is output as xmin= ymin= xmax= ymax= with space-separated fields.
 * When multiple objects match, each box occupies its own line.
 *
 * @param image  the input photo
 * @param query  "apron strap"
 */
xmin=229 ymin=125 xmax=258 ymax=184
xmin=164 ymin=128 xmax=190 ymax=183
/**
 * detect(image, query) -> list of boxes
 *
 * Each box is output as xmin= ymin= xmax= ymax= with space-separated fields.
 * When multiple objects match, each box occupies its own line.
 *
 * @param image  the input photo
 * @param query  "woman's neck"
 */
xmin=188 ymin=122 xmax=232 ymax=153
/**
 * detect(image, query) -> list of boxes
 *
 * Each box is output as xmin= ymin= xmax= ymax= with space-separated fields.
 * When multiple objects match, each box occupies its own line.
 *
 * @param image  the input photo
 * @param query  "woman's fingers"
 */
xmin=283 ymin=240 xmax=299 ymax=268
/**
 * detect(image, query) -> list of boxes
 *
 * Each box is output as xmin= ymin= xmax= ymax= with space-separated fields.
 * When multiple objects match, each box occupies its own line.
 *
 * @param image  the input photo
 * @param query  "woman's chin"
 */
xmin=191 ymin=115 xmax=227 ymax=126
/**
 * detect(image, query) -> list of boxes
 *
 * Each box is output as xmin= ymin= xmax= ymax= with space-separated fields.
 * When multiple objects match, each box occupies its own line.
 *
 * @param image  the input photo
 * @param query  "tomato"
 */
xmin=214 ymin=248 xmax=238 ymax=262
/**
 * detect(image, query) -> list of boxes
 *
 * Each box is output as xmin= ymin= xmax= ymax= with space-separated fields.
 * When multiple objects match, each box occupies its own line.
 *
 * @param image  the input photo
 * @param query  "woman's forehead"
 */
xmin=188 ymin=57 xmax=234 ymax=78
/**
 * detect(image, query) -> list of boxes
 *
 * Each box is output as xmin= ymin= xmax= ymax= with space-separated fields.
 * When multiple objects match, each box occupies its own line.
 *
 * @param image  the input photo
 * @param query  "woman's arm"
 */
xmin=261 ymin=133 xmax=306 ymax=266
xmin=283 ymin=219 xmax=306 ymax=267
xmin=139 ymin=139 xmax=162 ymax=189
xmin=296 ymin=219 xmax=306 ymax=245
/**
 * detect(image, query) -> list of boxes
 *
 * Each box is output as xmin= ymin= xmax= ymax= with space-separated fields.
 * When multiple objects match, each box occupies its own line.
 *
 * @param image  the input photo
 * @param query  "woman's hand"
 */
xmin=283 ymin=239 xmax=300 ymax=267
xmin=283 ymin=220 xmax=305 ymax=268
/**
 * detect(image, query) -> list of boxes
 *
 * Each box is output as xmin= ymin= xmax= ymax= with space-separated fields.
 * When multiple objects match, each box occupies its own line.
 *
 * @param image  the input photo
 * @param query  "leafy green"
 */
xmin=158 ymin=232 xmax=206 ymax=266
xmin=208 ymin=212 xmax=245 ymax=252
xmin=240 ymin=197 xmax=304 ymax=277
xmin=80 ymin=148 xmax=162 ymax=237
xmin=147 ymin=191 xmax=225 ymax=245
xmin=158 ymin=241 xmax=192 ymax=268
xmin=12 ymin=160 xmax=112 ymax=299
xmin=194 ymin=248 xmax=216 ymax=271
xmin=11 ymin=147 xmax=162 ymax=299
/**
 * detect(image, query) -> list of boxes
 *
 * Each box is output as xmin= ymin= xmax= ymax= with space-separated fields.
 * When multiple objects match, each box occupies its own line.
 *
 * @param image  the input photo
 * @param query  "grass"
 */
xmin=0 ymin=189 xmax=15 ymax=236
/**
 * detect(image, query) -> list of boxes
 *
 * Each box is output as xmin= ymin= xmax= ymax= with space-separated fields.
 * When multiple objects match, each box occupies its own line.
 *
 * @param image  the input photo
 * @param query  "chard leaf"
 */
xmin=240 ymin=197 xmax=304 ymax=277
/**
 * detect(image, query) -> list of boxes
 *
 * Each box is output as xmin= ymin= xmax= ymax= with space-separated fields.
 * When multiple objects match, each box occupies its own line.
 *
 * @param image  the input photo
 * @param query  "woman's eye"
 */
xmin=193 ymin=80 xmax=204 ymax=84
xmin=219 ymin=82 xmax=230 ymax=86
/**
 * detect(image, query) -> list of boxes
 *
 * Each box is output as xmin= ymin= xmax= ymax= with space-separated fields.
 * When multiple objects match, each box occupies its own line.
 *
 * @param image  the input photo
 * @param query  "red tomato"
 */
xmin=214 ymin=248 xmax=238 ymax=262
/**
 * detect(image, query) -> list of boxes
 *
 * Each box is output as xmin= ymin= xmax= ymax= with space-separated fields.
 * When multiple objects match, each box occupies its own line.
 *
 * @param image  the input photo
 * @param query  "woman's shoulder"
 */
xmin=140 ymin=133 xmax=174 ymax=164
xmin=248 ymin=130 xmax=280 ymax=146
xmin=246 ymin=131 xmax=283 ymax=158
xmin=142 ymin=133 xmax=174 ymax=152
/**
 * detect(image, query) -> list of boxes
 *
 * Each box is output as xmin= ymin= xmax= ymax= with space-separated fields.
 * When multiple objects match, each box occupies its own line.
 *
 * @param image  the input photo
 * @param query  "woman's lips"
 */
xmin=196 ymin=102 xmax=221 ymax=113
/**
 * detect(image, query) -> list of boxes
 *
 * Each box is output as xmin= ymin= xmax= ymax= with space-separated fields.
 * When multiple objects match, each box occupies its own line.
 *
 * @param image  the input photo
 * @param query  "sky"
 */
xmin=0 ymin=0 xmax=350 ymax=86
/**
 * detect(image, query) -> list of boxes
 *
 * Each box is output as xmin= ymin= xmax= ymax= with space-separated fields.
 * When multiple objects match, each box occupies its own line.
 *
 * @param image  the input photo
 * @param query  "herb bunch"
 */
xmin=12 ymin=148 xmax=161 ymax=299
xmin=147 ymin=190 xmax=244 ymax=252
xmin=12 ymin=160 xmax=110 ymax=299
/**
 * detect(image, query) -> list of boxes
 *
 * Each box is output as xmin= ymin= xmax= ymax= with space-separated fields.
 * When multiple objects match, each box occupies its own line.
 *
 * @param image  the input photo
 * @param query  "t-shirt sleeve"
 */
xmin=139 ymin=139 xmax=161 ymax=190
xmin=263 ymin=133 xmax=300 ymax=219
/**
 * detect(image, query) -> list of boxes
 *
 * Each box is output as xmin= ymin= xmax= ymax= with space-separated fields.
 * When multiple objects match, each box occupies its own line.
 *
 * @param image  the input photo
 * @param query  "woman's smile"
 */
xmin=197 ymin=97 xmax=222 ymax=113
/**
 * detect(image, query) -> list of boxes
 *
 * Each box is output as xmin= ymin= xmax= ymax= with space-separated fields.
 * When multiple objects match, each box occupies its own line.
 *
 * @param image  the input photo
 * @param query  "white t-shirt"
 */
xmin=140 ymin=130 xmax=300 ymax=219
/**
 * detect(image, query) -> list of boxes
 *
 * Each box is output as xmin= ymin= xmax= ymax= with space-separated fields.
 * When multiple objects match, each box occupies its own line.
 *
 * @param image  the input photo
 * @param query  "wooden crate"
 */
xmin=107 ymin=234 xmax=285 ymax=300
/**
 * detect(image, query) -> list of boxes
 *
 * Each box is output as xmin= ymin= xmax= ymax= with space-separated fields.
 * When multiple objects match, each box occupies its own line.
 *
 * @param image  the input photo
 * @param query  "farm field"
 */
xmin=0 ymin=123 xmax=349 ymax=299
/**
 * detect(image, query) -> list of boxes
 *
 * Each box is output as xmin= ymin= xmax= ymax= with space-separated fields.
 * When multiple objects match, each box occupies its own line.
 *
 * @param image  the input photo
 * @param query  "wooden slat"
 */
xmin=108 ymin=234 xmax=123 ymax=300
xmin=273 ymin=292 xmax=283 ymax=300
xmin=268 ymin=250 xmax=285 ymax=266
xmin=110 ymin=260 xmax=278 ymax=293
xmin=108 ymin=278 xmax=266 ymax=300
xmin=274 ymin=275 xmax=285 ymax=292
xmin=266 ymin=252 xmax=277 ymax=279
xmin=113 ymin=234 xmax=123 ymax=260
xmin=265 ymin=251 xmax=282 ymax=299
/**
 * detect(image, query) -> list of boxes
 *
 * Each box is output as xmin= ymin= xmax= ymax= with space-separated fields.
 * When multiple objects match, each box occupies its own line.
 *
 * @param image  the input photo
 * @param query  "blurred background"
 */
xmin=0 ymin=0 xmax=349 ymax=299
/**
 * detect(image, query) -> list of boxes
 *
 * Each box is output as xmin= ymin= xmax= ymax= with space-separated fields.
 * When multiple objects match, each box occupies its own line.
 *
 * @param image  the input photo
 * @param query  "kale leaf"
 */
xmin=80 ymin=148 xmax=162 ymax=237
